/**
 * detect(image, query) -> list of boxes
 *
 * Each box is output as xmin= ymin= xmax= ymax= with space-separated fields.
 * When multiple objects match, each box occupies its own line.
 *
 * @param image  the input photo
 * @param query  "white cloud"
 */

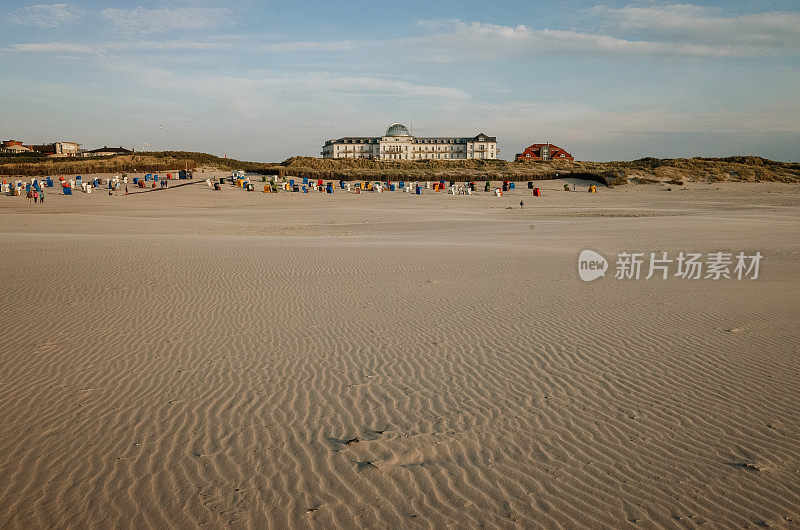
xmin=19 ymin=8 xmax=797 ymax=62
xmin=316 ymin=73 xmax=467 ymax=99
xmin=125 ymin=65 xmax=467 ymax=102
xmin=8 ymin=40 xmax=228 ymax=55
xmin=100 ymin=7 xmax=231 ymax=33
xmin=257 ymin=40 xmax=356 ymax=53
xmin=596 ymin=5 xmax=800 ymax=53
xmin=7 ymin=37 xmax=358 ymax=56
xmin=9 ymin=42 xmax=94 ymax=54
xmin=411 ymin=13 xmax=800 ymax=59
xmin=11 ymin=3 xmax=77 ymax=27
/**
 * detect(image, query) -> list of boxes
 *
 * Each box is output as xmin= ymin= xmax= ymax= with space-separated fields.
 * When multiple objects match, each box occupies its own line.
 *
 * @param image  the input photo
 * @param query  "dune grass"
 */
xmin=2 ymin=151 xmax=797 ymax=185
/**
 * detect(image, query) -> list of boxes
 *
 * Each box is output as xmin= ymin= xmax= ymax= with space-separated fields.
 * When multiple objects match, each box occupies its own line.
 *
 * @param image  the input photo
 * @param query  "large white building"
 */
xmin=322 ymin=123 xmax=497 ymax=160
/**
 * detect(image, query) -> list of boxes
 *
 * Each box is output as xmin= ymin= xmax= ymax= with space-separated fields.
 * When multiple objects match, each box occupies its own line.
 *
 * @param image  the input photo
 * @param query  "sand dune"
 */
xmin=1 ymin=178 xmax=798 ymax=528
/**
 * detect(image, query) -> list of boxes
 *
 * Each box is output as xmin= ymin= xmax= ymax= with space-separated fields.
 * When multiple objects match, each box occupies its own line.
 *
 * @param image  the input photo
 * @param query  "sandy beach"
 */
xmin=1 ymin=177 xmax=798 ymax=528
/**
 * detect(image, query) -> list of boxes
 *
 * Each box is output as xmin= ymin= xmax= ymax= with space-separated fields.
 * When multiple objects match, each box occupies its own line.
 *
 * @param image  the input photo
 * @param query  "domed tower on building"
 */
xmin=385 ymin=123 xmax=412 ymax=137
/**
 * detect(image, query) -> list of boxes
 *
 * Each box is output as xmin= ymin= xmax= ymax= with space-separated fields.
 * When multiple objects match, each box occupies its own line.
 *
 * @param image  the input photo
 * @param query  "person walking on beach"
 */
xmin=39 ymin=190 xmax=45 ymax=205
xmin=33 ymin=190 xmax=39 ymax=204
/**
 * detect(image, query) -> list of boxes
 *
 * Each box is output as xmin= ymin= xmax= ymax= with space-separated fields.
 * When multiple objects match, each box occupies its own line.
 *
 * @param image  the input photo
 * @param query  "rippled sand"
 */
xmin=1 ymin=177 xmax=798 ymax=528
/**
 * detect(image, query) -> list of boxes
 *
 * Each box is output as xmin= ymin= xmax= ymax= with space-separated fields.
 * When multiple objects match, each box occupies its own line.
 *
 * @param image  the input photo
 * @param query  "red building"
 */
xmin=515 ymin=143 xmax=573 ymax=162
xmin=0 ymin=140 xmax=32 ymax=154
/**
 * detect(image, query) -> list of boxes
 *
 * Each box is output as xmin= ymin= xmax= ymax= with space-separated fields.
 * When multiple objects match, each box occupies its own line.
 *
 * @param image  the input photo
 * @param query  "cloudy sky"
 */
xmin=2 ymin=1 xmax=799 ymax=161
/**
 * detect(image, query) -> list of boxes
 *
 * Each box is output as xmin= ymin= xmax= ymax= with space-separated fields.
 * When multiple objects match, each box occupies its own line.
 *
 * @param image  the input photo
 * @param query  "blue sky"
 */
xmin=1 ymin=1 xmax=798 ymax=161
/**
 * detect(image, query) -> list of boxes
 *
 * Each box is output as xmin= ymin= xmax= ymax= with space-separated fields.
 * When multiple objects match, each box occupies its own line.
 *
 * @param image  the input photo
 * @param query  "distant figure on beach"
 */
xmin=27 ymin=190 xmax=32 ymax=203
xmin=33 ymin=190 xmax=38 ymax=204
xmin=564 ymin=183 xmax=570 ymax=191
xmin=520 ymin=200 xmax=524 ymax=208
xmin=572 ymin=184 xmax=576 ymax=191
xmin=125 ymin=185 xmax=128 ymax=195
xmin=39 ymin=190 xmax=45 ymax=205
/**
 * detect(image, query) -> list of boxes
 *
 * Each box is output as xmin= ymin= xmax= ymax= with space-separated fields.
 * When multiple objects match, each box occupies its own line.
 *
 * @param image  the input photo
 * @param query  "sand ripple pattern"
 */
xmin=1 ymin=209 xmax=799 ymax=528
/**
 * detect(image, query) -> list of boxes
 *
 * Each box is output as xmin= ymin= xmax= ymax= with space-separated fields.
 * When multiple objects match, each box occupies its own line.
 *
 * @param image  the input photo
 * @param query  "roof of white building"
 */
xmin=325 ymin=127 xmax=496 ymax=146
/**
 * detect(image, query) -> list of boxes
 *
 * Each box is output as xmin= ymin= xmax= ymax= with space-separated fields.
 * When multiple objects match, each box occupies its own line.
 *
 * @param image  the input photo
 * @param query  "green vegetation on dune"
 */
xmin=601 ymin=156 xmax=800 ymax=185
xmin=137 ymin=151 xmax=272 ymax=172
xmin=275 ymin=156 xmax=614 ymax=183
xmin=0 ymin=151 xmax=270 ymax=177
xmin=2 ymin=151 xmax=797 ymax=185
xmin=275 ymin=156 xmax=800 ymax=185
